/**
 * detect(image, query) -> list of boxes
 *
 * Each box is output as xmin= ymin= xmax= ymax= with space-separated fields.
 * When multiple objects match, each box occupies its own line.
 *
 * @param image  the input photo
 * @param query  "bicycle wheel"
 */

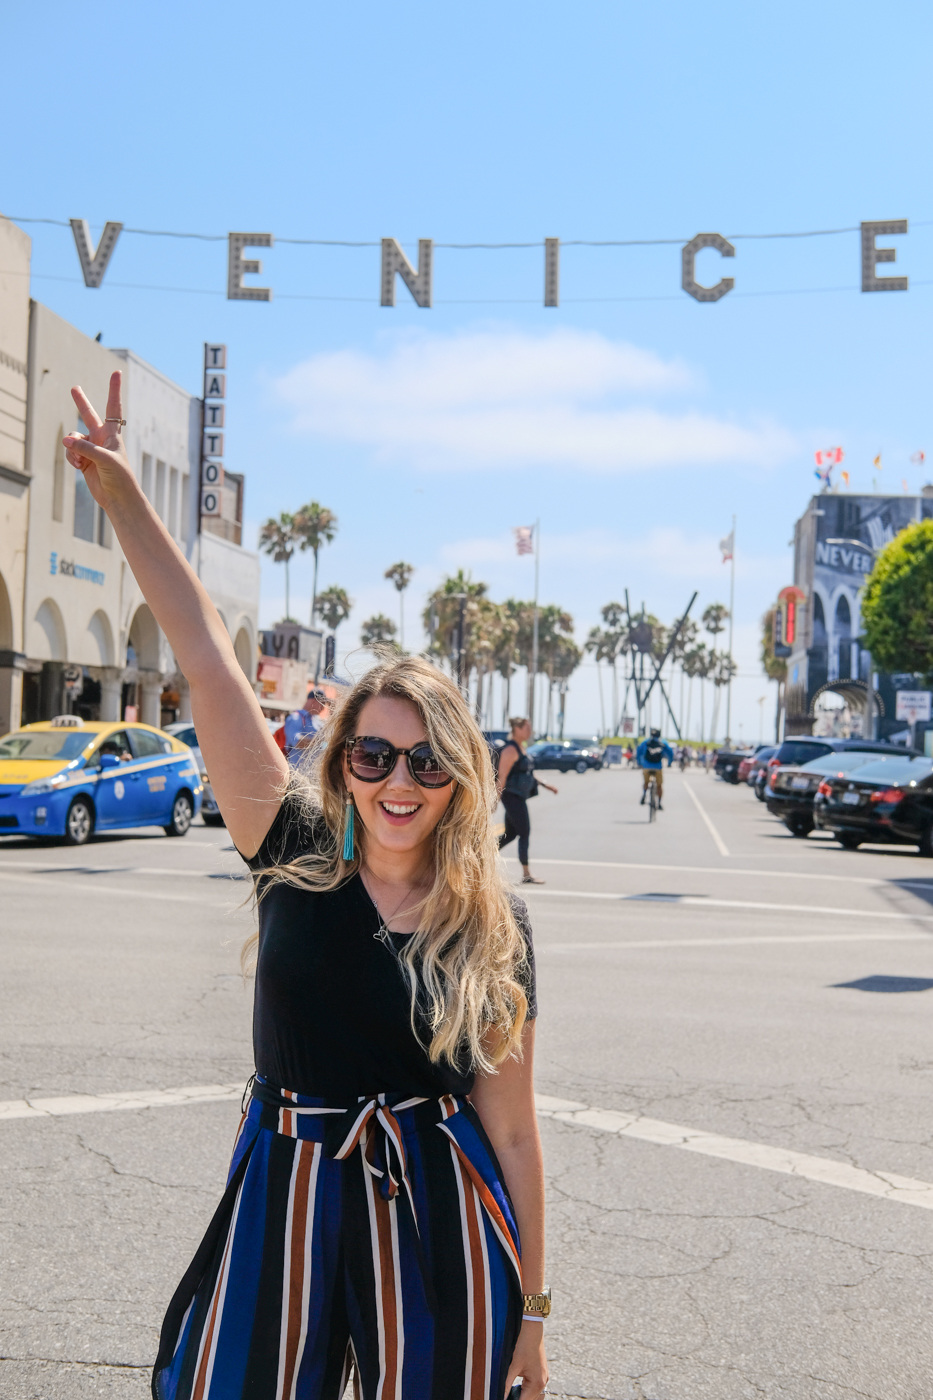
xmin=648 ymin=779 xmax=658 ymax=822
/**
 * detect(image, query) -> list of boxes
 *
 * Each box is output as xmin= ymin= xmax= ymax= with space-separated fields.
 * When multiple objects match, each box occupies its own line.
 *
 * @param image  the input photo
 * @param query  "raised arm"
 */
xmin=63 ymin=372 xmax=287 ymax=855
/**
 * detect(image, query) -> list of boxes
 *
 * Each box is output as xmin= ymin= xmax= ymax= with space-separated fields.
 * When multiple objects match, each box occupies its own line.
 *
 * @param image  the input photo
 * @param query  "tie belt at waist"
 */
xmin=245 ymin=1078 xmax=524 ymax=1307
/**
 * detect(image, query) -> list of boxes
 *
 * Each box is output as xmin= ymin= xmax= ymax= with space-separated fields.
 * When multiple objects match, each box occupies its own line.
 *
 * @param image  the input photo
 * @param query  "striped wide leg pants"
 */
xmin=151 ymin=1082 xmax=524 ymax=1400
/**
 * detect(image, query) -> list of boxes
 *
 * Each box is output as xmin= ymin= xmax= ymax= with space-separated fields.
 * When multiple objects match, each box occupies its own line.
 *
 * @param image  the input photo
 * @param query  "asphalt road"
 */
xmin=3 ymin=767 xmax=933 ymax=1399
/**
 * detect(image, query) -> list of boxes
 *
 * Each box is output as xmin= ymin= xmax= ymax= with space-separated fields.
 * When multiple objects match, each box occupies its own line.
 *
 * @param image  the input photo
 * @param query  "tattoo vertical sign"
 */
xmin=200 ymin=344 xmax=226 ymax=526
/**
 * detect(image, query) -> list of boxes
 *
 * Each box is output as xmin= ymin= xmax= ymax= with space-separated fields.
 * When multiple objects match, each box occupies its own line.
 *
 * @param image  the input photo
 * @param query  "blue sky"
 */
xmin=5 ymin=0 xmax=931 ymax=740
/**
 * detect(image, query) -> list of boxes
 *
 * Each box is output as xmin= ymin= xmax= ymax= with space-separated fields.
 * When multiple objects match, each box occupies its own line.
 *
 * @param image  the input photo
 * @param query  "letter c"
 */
xmin=682 ymin=233 xmax=735 ymax=302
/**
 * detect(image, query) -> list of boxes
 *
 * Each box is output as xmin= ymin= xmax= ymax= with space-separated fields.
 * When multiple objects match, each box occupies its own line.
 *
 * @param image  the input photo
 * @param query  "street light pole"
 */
xmin=725 ymin=513 xmax=736 ymax=743
xmin=530 ymin=518 xmax=540 ymax=735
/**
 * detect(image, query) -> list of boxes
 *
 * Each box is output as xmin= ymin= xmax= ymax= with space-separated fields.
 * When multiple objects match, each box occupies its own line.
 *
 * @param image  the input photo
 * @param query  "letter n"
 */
xmin=381 ymin=239 xmax=433 ymax=307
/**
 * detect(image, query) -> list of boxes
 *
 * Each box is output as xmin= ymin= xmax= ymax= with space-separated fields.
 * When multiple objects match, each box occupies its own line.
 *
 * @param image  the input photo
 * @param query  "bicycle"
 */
xmin=644 ymin=770 xmax=660 ymax=822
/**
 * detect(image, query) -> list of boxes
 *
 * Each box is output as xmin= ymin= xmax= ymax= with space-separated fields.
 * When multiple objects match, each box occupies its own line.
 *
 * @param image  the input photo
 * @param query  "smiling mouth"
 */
xmin=379 ymin=801 xmax=422 ymax=823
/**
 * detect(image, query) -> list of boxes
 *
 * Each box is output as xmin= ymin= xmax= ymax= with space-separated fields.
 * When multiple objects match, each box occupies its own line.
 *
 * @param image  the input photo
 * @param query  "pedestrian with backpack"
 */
xmin=636 ymin=727 xmax=673 ymax=809
xmin=497 ymin=717 xmax=557 ymax=884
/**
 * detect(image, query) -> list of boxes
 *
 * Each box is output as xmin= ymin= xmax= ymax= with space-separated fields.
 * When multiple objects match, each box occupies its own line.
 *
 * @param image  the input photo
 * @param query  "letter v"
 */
xmin=70 ymin=219 xmax=123 ymax=288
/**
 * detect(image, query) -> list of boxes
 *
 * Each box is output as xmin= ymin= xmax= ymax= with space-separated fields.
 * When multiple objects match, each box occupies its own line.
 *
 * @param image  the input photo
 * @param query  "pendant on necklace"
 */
xmin=374 ymin=922 xmax=392 ymax=946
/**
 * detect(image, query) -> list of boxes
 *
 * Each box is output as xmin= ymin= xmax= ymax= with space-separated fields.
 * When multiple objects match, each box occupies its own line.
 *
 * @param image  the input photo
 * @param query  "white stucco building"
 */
xmin=0 ymin=215 xmax=260 ymax=731
xmin=0 ymin=217 xmax=31 ymax=733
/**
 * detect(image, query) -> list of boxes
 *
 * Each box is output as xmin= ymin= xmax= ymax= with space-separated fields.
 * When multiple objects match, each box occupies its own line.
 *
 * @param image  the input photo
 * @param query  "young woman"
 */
xmin=63 ymin=375 xmax=548 ymax=1400
xmin=496 ymin=718 xmax=557 ymax=885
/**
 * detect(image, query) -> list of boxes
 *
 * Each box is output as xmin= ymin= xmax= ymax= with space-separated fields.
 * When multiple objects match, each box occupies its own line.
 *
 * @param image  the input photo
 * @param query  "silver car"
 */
xmin=163 ymin=722 xmax=223 ymax=826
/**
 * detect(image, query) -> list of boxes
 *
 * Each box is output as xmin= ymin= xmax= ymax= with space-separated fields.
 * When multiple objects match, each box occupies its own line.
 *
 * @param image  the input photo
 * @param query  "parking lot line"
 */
xmin=503 ymin=856 xmax=931 ymax=888
xmin=520 ymin=887 xmax=933 ymax=922
xmin=536 ymin=930 xmax=931 ymax=950
xmin=682 ymin=780 xmax=731 ymax=855
xmin=536 ymin=1096 xmax=933 ymax=1211
xmin=5 ymin=1079 xmax=932 ymax=1213
xmin=0 ymin=870 xmax=225 ymax=904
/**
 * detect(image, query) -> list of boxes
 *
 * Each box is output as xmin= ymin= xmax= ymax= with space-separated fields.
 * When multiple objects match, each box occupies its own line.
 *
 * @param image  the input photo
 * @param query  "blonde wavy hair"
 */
xmin=246 ymin=654 xmax=530 ymax=1073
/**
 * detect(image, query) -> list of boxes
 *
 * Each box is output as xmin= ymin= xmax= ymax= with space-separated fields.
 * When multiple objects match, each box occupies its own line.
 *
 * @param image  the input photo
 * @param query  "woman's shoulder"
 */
xmin=243 ymin=789 xmax=332 ymax=872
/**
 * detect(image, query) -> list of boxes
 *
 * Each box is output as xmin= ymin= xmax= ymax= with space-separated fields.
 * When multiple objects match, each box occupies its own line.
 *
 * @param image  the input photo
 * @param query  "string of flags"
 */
xmin=814 ymin=447 xmax=925 ymax=491
xmin=513 ymin=526 xmax=535 ymax=556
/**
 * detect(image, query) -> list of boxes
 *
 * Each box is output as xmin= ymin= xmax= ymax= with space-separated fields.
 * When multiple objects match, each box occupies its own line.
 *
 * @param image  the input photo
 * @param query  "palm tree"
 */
xmin=316 ymin=586 xmax=352 ymax=671
xmin=599 ymin=603 xmax=628 ymax=733
xmin=384 ymin=562 xmax=415 ymax=650
xmin=423 ymin=571 xmax=489 ymax=684
xmin=710 ymin=652 xmax=738 ymax=743
xmin=683 ymin=644 xmax=710 ymax=741
xmin=258 ymin=512 xmax=298 ymax=621
xmin=295 ymin=502 xmax=338 ymax=626
xmin=360 ymin=614 xmax=398 ymax=650
xmin=761 ymin=606 xmax=788 ymax=741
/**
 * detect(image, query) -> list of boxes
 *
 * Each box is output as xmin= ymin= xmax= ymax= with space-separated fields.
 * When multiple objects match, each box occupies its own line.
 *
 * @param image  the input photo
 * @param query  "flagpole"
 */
xmin=726 ymin=514 xmax=736 ymax=743
xmin=531 ymin=517 xmax=540 ymax=735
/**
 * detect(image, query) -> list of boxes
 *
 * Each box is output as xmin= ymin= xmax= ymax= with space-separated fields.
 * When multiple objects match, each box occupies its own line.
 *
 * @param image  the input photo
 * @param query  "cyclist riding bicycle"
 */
xmin=636 ymin=727 xmax=673 ymax=809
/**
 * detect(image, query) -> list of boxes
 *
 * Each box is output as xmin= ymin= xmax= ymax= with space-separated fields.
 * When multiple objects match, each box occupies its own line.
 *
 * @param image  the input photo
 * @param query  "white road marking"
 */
xmin=0 ymin=870 xmax=226 ymax=905
xmin=503 ymin=855 xmax=933 ymax=889
xmin=0 ymin=860 xmax=247 ymax=879
xmin=537 ymin=931 xmax=932 ymax=951
xmin=520 ymin=887 xmax=933 ymax=922
xmin=535 ymin=1095 xmax=933 ymax=1211
xmin=682 ymin=781 xmax=730 ymax=856
xmin=7 ymin=1079 xmax=931 ymax=1213
xmin=0 ymin=1082 xmax=242 ymax=1121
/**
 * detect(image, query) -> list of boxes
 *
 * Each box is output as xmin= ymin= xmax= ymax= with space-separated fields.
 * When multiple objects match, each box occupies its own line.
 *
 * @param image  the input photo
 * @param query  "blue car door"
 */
xmin=128 ymin=728 xmax=174 ymax=823
xmin=88 ymin=731 xmax=144 ymax=827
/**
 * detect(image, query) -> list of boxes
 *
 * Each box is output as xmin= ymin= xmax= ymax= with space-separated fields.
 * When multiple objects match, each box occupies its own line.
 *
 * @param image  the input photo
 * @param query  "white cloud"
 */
xmin=274 ymin=327 xmax=797 ymax=473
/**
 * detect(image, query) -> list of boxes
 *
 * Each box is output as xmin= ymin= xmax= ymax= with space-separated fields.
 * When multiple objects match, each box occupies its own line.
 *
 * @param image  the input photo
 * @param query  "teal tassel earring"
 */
xmin=343 ymin=798 xmax=355 ymax=861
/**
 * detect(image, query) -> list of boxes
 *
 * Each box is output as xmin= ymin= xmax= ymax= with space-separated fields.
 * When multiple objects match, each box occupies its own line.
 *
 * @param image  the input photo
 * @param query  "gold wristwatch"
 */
xmin=522 ymin=1286 xmax=551 ymax=1318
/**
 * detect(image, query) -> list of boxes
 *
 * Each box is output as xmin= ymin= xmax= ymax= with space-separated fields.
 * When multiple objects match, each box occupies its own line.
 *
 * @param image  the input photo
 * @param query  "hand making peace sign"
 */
xmin=62 ymin=370 xmax=133 ymax=512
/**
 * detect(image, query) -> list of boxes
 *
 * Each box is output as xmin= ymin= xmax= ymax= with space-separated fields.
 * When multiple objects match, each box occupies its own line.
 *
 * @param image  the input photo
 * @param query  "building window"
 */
xmin=155 ymin=459 xmax=166 ymax=520
xmin=169 ymin=466 xmax=179 ymax=538
xmin=74 ymin=471 xmax=96 ymax=542
xmin=52 ymin=428 xmax=65 ymax=522
xmin=141 ymin=453 xmax=153 ymax=500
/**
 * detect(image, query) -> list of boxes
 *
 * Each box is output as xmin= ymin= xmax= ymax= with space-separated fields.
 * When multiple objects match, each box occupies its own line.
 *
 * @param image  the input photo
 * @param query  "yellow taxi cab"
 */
xmin=0 ymin=716 xmax=203 ymax=845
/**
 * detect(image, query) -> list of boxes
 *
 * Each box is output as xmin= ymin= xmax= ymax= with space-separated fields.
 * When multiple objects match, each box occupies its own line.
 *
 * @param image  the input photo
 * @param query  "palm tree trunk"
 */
xmin=399 ymin=589 xmax=405 ymax=651
xmin=311 ymin=547 xmax=319 ymax=626
xmin=700 ymin=679 xmax=706 ymax=743
xmin=611 ymin=662 xmax=619 ymax=735
xmin=596 ymin=660 xmax=606 ymax=735
xmin=285 ymin=558 xmax=291 ymax=622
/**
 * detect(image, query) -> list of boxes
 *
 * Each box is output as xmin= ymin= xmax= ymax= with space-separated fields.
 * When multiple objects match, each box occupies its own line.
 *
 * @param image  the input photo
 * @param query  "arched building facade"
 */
xmin=11 ymin=295 xmax=259 ymax=730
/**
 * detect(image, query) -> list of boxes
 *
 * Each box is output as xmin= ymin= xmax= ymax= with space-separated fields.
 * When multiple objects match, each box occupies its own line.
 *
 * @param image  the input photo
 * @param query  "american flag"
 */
xmin=514 ymin=526 xmax=534 ymax=556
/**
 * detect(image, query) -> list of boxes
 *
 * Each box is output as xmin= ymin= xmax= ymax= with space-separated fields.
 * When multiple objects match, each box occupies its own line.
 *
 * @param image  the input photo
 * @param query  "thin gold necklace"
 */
xmin=362 ymin=867 xmax=422 ymax=944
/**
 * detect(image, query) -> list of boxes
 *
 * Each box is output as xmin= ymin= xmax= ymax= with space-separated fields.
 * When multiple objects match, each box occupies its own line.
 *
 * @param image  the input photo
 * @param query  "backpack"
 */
xmin=644 ymin=738 xmax=664 ymax=764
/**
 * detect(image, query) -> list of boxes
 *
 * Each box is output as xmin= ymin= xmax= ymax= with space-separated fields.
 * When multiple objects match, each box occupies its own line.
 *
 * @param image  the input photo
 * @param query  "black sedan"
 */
xmin=527 ymin=740 xmax=603 ymax=773
xmin=766 ymin=751 xmax=888 ymax=837
xmin=813 ymin=754 xmax=933 ymax=853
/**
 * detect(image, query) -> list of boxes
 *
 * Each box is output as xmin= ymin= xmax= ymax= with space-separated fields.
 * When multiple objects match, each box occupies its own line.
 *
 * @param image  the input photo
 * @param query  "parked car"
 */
xmin=0 ymin=717 xmax=202 ymax=845
xmin=739 ymin=745 xmax=777 ymax=796
xmin=813 ymin=754 xmax=933 ymax=852
xmin=760 ymin=736 xmax=919 ymax=797
xmin=766 ymin=751 xmax=887 ymax=836
xmin=714 ymin=747 xmax=755 ymax=783
xmin=164 ymin=722 xmax=222 ymax=826
xmin=737 ymin=744 xmax=774 ymax=784
xmin=527 ymin=740 xmax=603 ymax=773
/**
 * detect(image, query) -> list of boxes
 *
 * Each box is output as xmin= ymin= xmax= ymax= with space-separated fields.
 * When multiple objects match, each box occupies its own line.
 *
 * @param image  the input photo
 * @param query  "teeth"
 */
xmin=382 ymin=802 xmax=419 ymax=815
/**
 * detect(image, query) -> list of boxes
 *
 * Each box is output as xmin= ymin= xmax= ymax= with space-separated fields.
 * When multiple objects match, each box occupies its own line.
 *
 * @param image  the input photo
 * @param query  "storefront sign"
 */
xmin=200 ymin=344 xmax=226 ymax=521
xmin=50 ymin=552 xmax=105 ymax=585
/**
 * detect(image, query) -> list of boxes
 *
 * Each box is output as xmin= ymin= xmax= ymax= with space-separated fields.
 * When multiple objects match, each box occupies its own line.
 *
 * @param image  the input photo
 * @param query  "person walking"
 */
xmin=278 ymin=685 xmax=327 ymax=764
xmin=62 ymin=374 xmax=549 ymax=1400
xmin=636 ymin=727 xmax=673 ymax=809
xmin=497 ymin=717 xmax=557 ymax=885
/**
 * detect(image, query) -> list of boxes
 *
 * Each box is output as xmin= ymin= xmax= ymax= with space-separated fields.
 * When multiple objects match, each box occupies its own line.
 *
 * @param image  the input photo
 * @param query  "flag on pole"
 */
xmin=911 ymin=450 xmax=926 ymax=466
xmin=514 ymin=525 xmax=534 ymax=556
xmin=841 ymin=470 xmax=850 ymax=486
xmin=719 ymin=529 xmax=734 ymax=563
xmin=815 ymin=447 xmax=844 ymax=467
xmin=873 ymin=453 xmax=882 ymax=469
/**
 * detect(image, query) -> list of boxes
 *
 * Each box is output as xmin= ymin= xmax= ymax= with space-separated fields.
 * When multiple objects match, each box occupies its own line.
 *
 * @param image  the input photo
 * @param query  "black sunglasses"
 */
xmin=345 ymin=735 xmax=453 ymax=789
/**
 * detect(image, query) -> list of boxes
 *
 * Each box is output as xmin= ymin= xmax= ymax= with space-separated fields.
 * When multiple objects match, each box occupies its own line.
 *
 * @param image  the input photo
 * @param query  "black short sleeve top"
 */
xmin=241 ymin=794 xmax=537 ymax=1101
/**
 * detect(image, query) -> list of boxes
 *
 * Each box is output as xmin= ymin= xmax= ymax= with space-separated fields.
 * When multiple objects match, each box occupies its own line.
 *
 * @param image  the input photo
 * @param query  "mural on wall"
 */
xmin=796 ymin=493 xmax=933 ymax=739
